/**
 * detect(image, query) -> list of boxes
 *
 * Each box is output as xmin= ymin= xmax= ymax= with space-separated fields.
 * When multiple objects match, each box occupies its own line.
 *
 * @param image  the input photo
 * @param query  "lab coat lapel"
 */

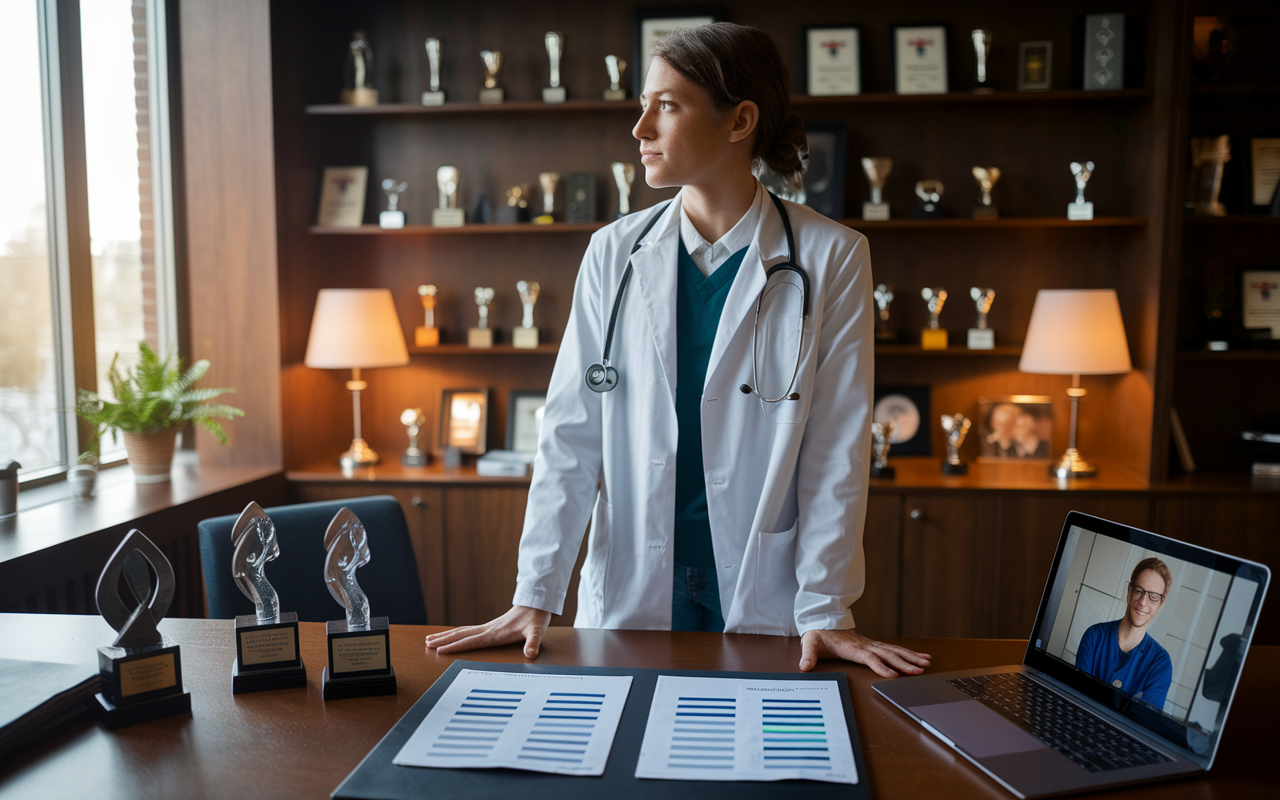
xmin=628 ymin=200 xmax=681 ymax=407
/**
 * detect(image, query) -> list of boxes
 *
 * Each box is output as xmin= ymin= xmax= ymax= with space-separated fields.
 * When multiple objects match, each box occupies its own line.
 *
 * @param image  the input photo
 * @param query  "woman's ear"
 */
xmin=727 ymin=100 xmax=759 ymax=144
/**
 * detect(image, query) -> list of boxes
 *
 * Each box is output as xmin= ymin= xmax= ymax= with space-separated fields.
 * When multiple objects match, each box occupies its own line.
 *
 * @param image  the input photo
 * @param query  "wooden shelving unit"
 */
xmin=875 ymin=344 xmax=1022 ymax=357
xmin=310 ymin=222 xmax=606 ymax=235
xmin=407 ymin=343 xmax=558 ymax=355
xmin=311 ymin=218 xmax=1146 ymax=236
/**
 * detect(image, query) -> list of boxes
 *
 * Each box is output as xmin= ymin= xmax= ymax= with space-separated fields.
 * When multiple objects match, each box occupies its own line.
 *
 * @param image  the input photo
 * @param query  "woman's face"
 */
xmin=1126 ymin=569 xmax=1167 ymax=631
xmin=632 ymin=58 xmax=747 ymax=188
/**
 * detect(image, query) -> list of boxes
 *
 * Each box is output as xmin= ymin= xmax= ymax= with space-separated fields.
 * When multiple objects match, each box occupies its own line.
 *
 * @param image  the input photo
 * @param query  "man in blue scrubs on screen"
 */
xmin=1075 ymin=558 xmax=1174 ymax=710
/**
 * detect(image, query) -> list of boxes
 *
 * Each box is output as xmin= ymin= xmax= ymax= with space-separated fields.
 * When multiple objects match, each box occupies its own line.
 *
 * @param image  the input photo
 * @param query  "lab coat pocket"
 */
xmin=749 ymin=520 xmax=800 ymax=635
xmin=757 ymin=313 xmax=808 ymax=425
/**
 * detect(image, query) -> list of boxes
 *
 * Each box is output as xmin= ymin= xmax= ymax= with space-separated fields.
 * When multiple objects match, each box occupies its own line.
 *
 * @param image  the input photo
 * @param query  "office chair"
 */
xmin=198 ymin=495 xmax=427 ymax=624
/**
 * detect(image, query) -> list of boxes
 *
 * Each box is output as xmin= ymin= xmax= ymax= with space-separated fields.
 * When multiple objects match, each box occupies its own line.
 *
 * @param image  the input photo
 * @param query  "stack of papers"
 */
xmin=0 ymin=658 xmax=98 ymax=758
xmin=476 ymin=450 xmax=535 ymax=477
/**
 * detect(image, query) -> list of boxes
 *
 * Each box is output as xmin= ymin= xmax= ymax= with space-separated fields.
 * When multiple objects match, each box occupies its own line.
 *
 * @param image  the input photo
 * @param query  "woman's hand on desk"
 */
xmin=799 ymin=630 xmax=932 ymax=677
xmin=425 ymin=605 xmax=553 ymax=659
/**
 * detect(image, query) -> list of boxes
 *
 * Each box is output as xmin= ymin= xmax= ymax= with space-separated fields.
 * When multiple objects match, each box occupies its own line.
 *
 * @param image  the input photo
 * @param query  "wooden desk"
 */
xmin=0 ymin=615 xmax=1273 ymax=799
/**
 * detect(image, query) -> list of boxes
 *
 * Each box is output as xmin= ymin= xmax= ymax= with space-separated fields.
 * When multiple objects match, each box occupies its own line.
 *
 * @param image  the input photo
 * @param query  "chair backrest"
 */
xmin=198 ymin=495 xmax=427 ymax=624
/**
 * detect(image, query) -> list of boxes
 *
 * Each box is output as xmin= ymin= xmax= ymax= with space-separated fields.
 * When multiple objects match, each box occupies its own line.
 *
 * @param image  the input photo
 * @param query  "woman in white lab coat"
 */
xmin=428 ymin=23 xmax=931 ymax=677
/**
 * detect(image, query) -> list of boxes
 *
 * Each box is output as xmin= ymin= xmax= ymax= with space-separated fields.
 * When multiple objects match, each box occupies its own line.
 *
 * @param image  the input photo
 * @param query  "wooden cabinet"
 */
xmin=900 ymin=495 xmax=1001 ymax=638
xmin=850 ymin=494 xmax=901 ymax=639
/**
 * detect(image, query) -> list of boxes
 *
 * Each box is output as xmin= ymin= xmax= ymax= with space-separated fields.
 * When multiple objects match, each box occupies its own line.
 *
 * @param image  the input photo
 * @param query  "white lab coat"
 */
xmin=513 ymin=188 xmax=874 ymax=636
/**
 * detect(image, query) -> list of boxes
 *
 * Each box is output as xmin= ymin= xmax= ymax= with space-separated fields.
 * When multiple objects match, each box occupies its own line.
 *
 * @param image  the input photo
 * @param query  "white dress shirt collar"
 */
xmin=679 ymin=181 xmax=764 ymax=277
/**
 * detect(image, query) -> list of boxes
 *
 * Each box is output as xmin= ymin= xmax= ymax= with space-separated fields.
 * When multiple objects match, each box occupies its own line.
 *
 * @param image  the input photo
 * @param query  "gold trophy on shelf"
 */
xmin=513 ymin=281 xmax=541 ymax=349
xmin=415 ymin=285 xmax=439 ymax=347
xmin=604 ymin=55 xmax=628 ymax=100
xmin=921 ymin=287 xmax=949 ymax=350
xmin=534 ymin=172 xmax=559 ymax=224
xmin=479 ymin=50 xmax=504 ymax=103
xmin=468 ymin=287 xmax=495 ymax=348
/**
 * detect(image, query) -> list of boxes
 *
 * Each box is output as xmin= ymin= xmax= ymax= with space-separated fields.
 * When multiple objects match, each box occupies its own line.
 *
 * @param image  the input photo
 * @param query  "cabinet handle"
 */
xmin=411 ymin=496 xmax=425 ymax=508
xmin=909 ymin=509 xmax=922 ymax=520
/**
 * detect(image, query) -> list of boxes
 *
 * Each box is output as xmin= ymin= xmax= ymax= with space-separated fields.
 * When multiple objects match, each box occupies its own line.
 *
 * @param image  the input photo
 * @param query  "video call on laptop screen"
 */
xmin=1030 ymin=519 xmax=1267 ymax=757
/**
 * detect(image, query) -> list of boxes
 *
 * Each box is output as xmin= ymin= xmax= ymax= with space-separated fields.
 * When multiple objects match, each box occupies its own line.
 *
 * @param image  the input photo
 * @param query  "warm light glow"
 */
xmin=1019 ymin=289 xmax=1132 ymax=375
xmin=304 ymin=289 xmax=410 ymax=369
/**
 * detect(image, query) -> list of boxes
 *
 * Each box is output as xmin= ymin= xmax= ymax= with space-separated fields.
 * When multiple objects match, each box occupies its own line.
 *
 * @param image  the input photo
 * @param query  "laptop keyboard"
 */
xmin=947 ymin=673 xmax=1171 ymax=772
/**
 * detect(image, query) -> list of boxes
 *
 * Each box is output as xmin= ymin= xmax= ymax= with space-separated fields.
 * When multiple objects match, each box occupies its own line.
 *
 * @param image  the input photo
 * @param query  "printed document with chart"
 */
xmin=392 ymin=669 xmax=632 ymax=775
xmin=634 ymin=675 xmax=858 ymax=784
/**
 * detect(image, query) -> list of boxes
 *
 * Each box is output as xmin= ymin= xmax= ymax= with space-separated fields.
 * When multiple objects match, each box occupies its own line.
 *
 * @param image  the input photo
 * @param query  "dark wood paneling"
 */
xmin=851 ymin=494 xmax=901 ymax=639
xmin=900 ymin=494 xmax=1000 ymax=638
xmin=442 ymin=487 xmax=528 ymax=625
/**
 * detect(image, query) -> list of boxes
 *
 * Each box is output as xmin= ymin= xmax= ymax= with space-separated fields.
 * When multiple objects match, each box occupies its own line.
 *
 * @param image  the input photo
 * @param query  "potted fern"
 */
xmin=76 ymin=343 xmax=244 ymax=483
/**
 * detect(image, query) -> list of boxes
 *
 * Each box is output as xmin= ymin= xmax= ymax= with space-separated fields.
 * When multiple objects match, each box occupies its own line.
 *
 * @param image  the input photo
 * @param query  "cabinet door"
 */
xmin=850 ymin=494 xmax=901 ymax=639
xmin=996 ymin=495 xmax=1149 ymax=638
xmin=443 ymin=487 xmax=530 ymax=626
xmin=901 ymin=494 xmax=999 ymax=638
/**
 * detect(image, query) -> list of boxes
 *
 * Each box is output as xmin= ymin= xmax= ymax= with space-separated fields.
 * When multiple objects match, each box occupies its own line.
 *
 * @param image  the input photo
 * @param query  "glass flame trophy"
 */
xmin=921 ymin=287 xmax=949 ymax=350
xmin=92 ymin=530 xmax=191 ymax=729
xmin=231 ymin=502 xmax=306 ymax=694
xmin=514 ymin=281 xmax=541 ymax=349
xmin=323 ymin=508 xmax=396 ymax=700
xmin=469 ymin=287 xmax=495 ymax=348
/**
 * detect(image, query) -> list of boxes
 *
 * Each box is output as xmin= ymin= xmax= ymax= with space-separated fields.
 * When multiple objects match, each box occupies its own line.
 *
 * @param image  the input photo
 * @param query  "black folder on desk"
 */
xmin=332 ymin=661 xmax=871 ymax=800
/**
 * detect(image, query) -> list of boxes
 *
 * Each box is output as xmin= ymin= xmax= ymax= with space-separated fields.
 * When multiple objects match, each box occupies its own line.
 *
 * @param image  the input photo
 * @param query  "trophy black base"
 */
xmin=972 ymin=205 xmax=1000 ymax=219
xmin=232 ymin=660 xmax=308 ymax=694
xmin=322 ymin=665 xmax=398 ymax=700
xmin=913 ymin=201 xmax=943 ymax=219
xmin=942 ymin=461 xmax=969 ymax=475
xmin=324 ymin=617 xmax=395 ymax=701
xmin=232 ymin=613 xmax=306 ymax=694
xmin=870 ymin=465 xmax=896 ymax=479
xmin=92 ymin=688 xmax=191 ymax=730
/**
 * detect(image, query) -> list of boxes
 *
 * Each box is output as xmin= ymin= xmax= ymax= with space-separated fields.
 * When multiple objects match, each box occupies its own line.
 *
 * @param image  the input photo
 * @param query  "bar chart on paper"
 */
xmin=634 ymin=676 xmax=858 ymax=784
xmin=392 ymin=669 xmax=632 ymax=775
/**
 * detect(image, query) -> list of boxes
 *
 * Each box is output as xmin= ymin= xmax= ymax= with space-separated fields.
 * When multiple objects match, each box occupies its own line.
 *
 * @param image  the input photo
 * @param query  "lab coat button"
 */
xmin=712 ymin=480 xmax=724 ymax=488
xmin=723 ymin=564 xmax=734 ymax=570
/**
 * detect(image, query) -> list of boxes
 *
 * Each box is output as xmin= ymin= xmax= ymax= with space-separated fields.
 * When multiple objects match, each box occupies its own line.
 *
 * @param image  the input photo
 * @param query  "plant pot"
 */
xmin=123 ymin=428 xmax=179 ymax=483
xmin=67 ymin=464 xmax=98 ymax=499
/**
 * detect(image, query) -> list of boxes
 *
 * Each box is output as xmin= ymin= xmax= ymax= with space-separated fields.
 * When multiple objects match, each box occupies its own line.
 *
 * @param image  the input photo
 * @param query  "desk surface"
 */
xmin=0 ymin=615 xmax=1273 ymax=799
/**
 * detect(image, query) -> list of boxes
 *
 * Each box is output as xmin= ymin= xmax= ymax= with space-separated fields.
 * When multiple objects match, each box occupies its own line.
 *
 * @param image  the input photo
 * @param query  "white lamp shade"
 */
xmin=1018 ymin=289 xmax=1132 ymax=375
xmin=304 ymin=289 xmax=410 ymax=369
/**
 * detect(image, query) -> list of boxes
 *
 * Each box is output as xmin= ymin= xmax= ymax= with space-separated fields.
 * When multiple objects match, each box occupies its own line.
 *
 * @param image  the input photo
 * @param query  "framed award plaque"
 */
xmin=633 ymin=9 xmax=720 ymax=98
xmin=1242 ymin=270 xmax=1280 ymax=341
xmin=805 ymin=26 xmax=861 ymax=96
xmin=892 ymin=24 xmax=949 ymax=95
xmin=439 ymin=388 xmax=490 ymax=454
xmin=1018 ymin=41 xmax=1052 ymax=90
xmin=506 ymin=390 xmax=547 ymax=453
xmin=316 ymin=166 xmax=368 ymax=228
xmin=1250 ymin=138 xmax=1280 ymax=208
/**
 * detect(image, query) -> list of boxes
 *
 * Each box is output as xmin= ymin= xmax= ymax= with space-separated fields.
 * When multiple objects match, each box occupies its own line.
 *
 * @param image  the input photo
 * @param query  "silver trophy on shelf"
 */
xmin=604 ymin=55 xmax=628 ymax=100
xmin=612 ymin=162 xmax=635 ymax=218
xmin=874 ymin=283 xmax=897 ymax=342
xmin=379 ymin=179 xmax=407 ymax=229
xmin=422 ymin=37 xmax=445 ymax=105
xmin=941 ymin=413 xmax=972 ymax=475
xmin=861 ymin=157 xmax=892 ymax=220
xmin=1068 ymin=161 xmax=1095 ymax=220
xmin=468 ymin=287 xmax=495 ymax=348
xmin=433 ymin=166 xmax=464 ymax=227
xmin=968 ymin=288 xmax=996 ymax=350
xmin=543 ymin=32 xmax=567 ymax=103
xmin=479 ymin=50 xmax=504 ymax=103
xmin=971 ymin=167 xmax=1000 ymax=219
xmin=514 ymin=281 xmax=541 ymax=349
xmin=230 ymin=502 xmax=306 ymax=693
xmin=322 ymin=508 xmax=395 ymax=700
xmin=972 ymin=29 xmax=995 ymax=92
xmin=401 ymin=408 xmax=428 ymax=466
xmin=871 ymin=421 xmax=896 ymax=479
xmin=341 ymin=30 xmax=378 ymax=106
xmin=1188 ymin=136 xmax=1230 ymax=216
xmin=535 ymin=172 xmax=559 ymax=224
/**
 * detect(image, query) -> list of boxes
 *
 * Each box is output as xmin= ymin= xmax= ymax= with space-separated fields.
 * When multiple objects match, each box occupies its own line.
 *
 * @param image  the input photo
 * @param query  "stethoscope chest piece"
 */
xmin=586 ymin=363 xmax=618 ymax=392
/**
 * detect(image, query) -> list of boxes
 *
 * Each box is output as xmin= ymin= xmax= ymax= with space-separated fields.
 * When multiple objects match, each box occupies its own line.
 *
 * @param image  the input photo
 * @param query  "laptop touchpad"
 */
xmin=910 ymin=700 xmax=1048 ymax=759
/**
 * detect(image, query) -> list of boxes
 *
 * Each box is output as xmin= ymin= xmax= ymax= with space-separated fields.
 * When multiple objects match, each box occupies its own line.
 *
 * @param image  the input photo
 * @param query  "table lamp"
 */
xmin=1019 ymin=289 xmax=1131 ymax=479
xmin=305 ymin=289 xmax=410 ymax=468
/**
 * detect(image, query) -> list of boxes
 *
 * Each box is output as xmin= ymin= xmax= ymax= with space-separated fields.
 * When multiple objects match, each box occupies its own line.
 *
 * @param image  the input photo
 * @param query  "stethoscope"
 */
xmin=585 ymin=192 xmax=810 ymax=403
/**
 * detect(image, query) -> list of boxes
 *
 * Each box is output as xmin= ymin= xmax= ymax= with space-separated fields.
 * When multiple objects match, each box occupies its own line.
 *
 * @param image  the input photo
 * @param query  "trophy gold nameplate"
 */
xmin=433 ymin=166 xmax=465 ymax=227
xmin=92 ymin=530 xmax=191 ymax=729
xmin=921 ymin=287 xmax=949 ymax=350
xmin=479 ymin=50 xmax=504 ymax=104
xmin=967 ymin=287 xmax=996 ymax=349
xmin=230 ymin=502 xmax=307 ymax=694
xmin=514 ymin=281 xmax=541 ymax=349
xmin=421 ymin=38 xmax=446 ymax=105
xmin=861 ymin=157 xmax=892 ymax=221
xmin=322 ymin=508 xmax=396 ymax=700
xmin=415 ymin=284 xmax=440 ymax=346
xmin=604 ymin=55 xmax=627 ymax=100
xmin=542 ymin=32 xmax=567 ymax=103
xmin=469 ymin=287 xmax=495 ymax=348
xmin=941 ymin=413 xmax=972 ymax=475
xmin=871 ymin=421 xmax=896 ymax=479
xmin=1068 ymin=161 xmax=1095 ymax=220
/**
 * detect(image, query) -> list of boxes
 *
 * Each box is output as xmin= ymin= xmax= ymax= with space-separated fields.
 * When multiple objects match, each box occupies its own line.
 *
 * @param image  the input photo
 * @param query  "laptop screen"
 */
xmin=1024 ymin=512 xmax=1269 ymax=765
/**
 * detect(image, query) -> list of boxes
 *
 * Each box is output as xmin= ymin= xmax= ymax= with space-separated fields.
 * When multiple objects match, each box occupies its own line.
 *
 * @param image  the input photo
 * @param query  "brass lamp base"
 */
xmin=340 ymin=438 xmax=380 ymax=469
xmin=1050 ymin=448 xmax=1097 ymax=479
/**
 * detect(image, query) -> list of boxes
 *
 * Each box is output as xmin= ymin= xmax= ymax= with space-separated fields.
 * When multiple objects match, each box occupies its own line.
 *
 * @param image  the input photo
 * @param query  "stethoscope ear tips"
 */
xmin=585 ymin=364 xmax=619 ymax=393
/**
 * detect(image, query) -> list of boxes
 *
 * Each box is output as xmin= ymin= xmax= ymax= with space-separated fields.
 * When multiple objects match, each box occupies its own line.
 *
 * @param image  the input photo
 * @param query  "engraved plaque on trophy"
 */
xmin=874 ymin=283 xmax=898 ymax=342
xmin=921 ymin=287 xmax=949 ymax=350
xmin=468 ymin=287 xmax=495 ymax=348
xmin=513 ymin=281 xmax=541 ymax=349
xmin=914 ymin=180 xmax=944 ymax=219
xmin=92 ymin=530 xmax=191 ymax=729
xmin=534 ymin=172 xmax=559 ymax=224
xmin=967 ymin=287 xmax=996 ymax=349
xmin=1068 ymin=161 xmax=1095 ymax=220
xmin=871 ymin=421 xmax=896 ymax=479
xmin=422 ymin=37 xmax=446 ymax=105
xmin=340 ymin=30 xmax=378 ymax=106
xmin=379 ymin=179 xmax=407 ymax=229
xmin=861 ymin=157 xmax=892 ymax=220
xmin=542 ymin=32 xmax=567 ymax=103
xmin=433 ymin=166 xmax=465 ymax=227
xmin=612 ymin=162 xmax=635 ymax=218
xmin=971 ymin=167 xmax=1000 ymax=219
xmin=401 ymin=408 xmax=429 ymax=466
xmin=565 ymin=172 xmax=597 ymax=224
xmin=604 ymin=55 xmax=628 ymax=100
xmin=1083 ymin=13 xmax=1125 ymax=91
xmin=479 ymin=50 xmax=504 ymax=104
xmin=941 ymin=414 xmax=972 ymax=475
xmin=322 ymin=508 xmax=396 ymax=700
xmin=1188 ymin=136 xmax=1231 ymax=216
xmin=415 ymin=284 xmax=440 ymax=347
xmin=972 ymin=29 xmax=995 ymax=92
xmin=231 ymin=503 xmax=306 ymax=694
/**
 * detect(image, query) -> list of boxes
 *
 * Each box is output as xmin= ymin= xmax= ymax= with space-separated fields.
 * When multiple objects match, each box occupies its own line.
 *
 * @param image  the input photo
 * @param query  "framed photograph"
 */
xmin=805 ymin=26 xmax=861 ymax=96
xmin=1241 ymin=270 xmax=1280 ymax=341
xmin=977 ymin=395 xmax=1054 ymax=461
xmin=506 ymin=391 xmax=547 ymax=453
xmin=892 ymin=24 xmax=949 ymax=95
xmin=802 ymin=122 xmax=846 ymax=220
xmin=439 ymin=389 xmax=489 ymax=455
xmin=1082 ymin=13 xmax=1125 ymax=90
xmin=872 ymin=385 xmax=931 ymax=456
xmin=1018 ymin=41 xmax=1052 ymax=90
xmin=1250 ymin=138 xmax=1280 ymax=208
xmin=315 ymin=166 xmax=368 ymax=228
xmin=633 ymin=9 xmax=721 ymax=98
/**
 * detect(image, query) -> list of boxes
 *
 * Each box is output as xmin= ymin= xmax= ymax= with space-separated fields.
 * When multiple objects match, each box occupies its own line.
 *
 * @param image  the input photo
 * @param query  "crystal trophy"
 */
xmin=92 ymin=529 xmax=191 ymax=729
xmin=941 ymin=413 xmax=972 ymax=475
xmin=861 ymin=157 xmax=892 ymax=220
xmin=534 ymin=172 xmax=559 ymax=224
xmin=604 ymin=55 xmax=628 ymax=100
xmin=401 ymin=408 xmax=428 ymax=466
xmin=468 ymin=287 xmax=495 ymax=348
xmin=422 ymin=37 xmax=445 ymax=105
xmin=1188 ymin=136 xmax=1230 ymax=216
xmin=972 ymin=29 xmax=995 ymax=93
xmin=914 ymin=180 xmax=944 ymax=219
xmin=433 ymin=166 xmax=465 ymax=227
xmin=967 ymin=287 xmax=996 ymax=349
xmin=514 ymin=281 xmax=541 ymax=349
xmin=971 ymin=167 xmax=1000 ymax=219
xmin=322 ymin=508 xmax=395 ymax=700
xmin=543 ymin=32 xmax=566 ymax=103
xmin=871 ymin=421 xmax=896 ymax=479
xmin=873 ymin=283 xmax=897 ymax=342
xmin=340 ymin=30 xmax=378 ymax=106
xmin=612 ymin=162 xmax=635 ymax=218
xmin=921 ymin=287 xmax=949 ymax=350
xmin=230 ymin=502 xmax=306 ymax=693
xmin=415 ymin=284 xmax=440 ymax=346
xmin=1068 ymin=161 xmax=1095 ymax=220
xmin=479 ymin=50 xmax=504 ymax=103
xmin=379 ymin=179 xmax=407 ymax=229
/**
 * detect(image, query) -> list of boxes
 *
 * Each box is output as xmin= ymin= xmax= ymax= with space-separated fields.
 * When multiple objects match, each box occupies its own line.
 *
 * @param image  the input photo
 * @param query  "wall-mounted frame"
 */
xmin=804 ymin=26 xmax=861 ymax=96
xmin=1018 ymin=41 xmax=1053 ymax=91
xmin=977 ymin=395 xmax=1054 ymax=461
xmin=439 ymin=388 xmax=490 ymax=454
xmin=802 ymin=122 xmax=847 ymax=220
xmin=1249 ymin=137 xmax=1280 ymax=209
xmin=891 ymin=24 xmax=949 ymax=95
xmin=633 ymin=8 xmax=721 ymax=98
xmin=1241 ymin=269 xmax=1280 ymax=342
xmin=873 ymin=385 xmax=931 ymax=456
xmin=506 ymin=390 xmax=547 ymax=453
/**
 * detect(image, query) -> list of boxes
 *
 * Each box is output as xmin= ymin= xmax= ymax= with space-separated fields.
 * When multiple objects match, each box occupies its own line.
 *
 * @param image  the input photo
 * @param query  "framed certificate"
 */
xmin=633 ymin=9 xmax=720 ymax=98
xmin=1018 ymin=41 xmax=1053 ymax=91
xmin=805 ymin=26 xmax=861 ymax=96
xmin=316 ymin=166 xmax=368 ymax=228
xmin=1242 ymin=270 xmax=1280 ymax=340
xmin=439 ymin=388 xmax=489 ymax=454
xmin=892 ymin=25 xmax=948 ymax=95
xmin=506 ymin=391 xmax=547 ymax=453
xmin=1250 ymin=138 xmax=1280 ymax=208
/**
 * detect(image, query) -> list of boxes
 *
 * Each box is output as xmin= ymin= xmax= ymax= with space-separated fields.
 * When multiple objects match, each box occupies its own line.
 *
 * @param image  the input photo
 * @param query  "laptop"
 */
xmin=874 ymin=511 xmax=1270 ymax=798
